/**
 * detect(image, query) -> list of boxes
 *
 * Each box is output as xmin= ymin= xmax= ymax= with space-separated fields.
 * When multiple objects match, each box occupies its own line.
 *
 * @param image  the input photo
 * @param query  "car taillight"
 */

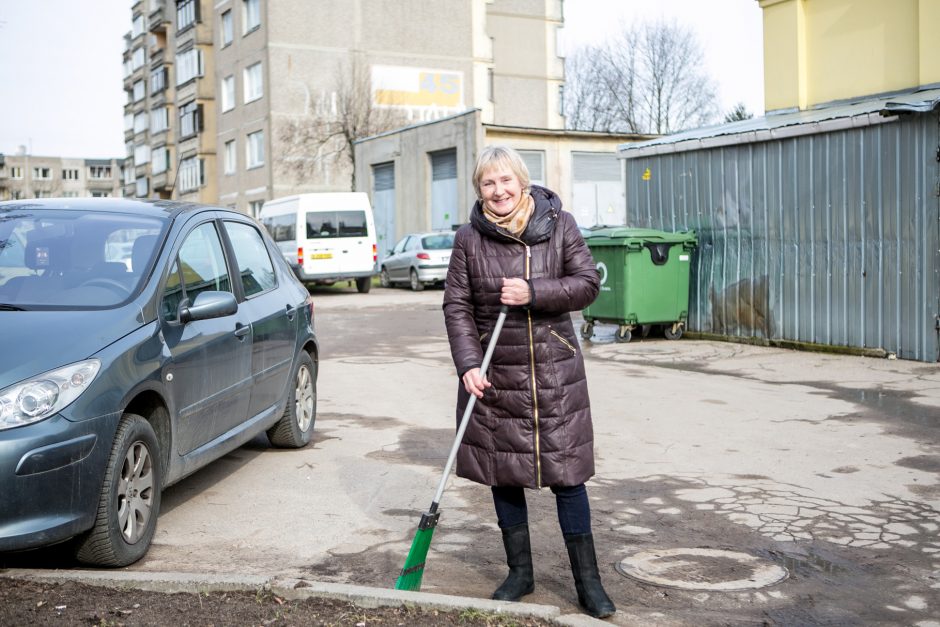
xmin=372 ymin=243 xmax=377 ymax=263
xmin=416 ymin=252 xmax=430 ymax=260
xmin=297 ymin=247 xmax=304 ymax=266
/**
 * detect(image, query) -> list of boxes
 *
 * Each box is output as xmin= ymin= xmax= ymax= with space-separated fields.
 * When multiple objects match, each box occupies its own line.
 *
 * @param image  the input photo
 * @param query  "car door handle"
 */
xmin=234 ymin=324 xmax=251 ymax=339
xmin=286 ymin=304 xmax=296 ymax=321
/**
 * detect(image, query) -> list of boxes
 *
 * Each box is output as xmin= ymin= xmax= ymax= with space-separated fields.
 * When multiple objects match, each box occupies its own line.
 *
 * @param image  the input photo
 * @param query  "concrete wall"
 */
xmin=760 ymin=0 xmax=940 ymax=112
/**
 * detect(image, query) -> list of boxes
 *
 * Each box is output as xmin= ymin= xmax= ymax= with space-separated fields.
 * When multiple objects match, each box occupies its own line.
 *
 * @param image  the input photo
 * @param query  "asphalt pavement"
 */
xmin=3 ymin=286 xmax=939 ymax=625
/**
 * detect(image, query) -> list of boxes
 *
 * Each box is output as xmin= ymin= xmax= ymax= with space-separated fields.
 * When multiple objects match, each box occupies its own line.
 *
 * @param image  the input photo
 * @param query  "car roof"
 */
xmin=0 ymin=197 xmax=240 ymax=220
xmin=408 ymin=231 xmax=456 ymax=238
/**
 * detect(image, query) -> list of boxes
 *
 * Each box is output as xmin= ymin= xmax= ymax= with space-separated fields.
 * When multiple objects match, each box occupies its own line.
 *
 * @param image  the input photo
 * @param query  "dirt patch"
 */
xmin=0 ymin=579 xmax=553 ymax=626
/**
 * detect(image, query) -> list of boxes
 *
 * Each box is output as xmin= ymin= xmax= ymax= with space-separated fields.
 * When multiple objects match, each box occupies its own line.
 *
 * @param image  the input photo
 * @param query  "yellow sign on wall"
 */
xmin=372 ymin=65 xmax=463 ymax=110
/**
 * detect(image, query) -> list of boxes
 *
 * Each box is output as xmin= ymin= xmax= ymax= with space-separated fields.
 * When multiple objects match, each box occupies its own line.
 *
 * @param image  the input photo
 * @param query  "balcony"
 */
xmin=149 ymin=2 xmax=168 ymax=34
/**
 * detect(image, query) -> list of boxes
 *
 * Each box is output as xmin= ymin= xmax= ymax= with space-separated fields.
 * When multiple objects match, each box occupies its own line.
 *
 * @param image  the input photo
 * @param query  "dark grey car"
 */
xmin=0 ymin=198 xmax=318 ymax=566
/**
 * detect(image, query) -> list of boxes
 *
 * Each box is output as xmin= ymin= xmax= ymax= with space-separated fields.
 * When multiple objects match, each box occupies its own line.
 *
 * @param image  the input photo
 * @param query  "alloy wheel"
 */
xmin=295 ymin=364 xmax=315 ymax=431
xmin=117 ymin=442 xmax=154 ymax=544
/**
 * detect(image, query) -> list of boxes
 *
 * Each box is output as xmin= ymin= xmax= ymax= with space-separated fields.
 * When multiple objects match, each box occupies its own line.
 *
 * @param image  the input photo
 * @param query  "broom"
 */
xmin=395 ymin=304 xmax=510 ymax=591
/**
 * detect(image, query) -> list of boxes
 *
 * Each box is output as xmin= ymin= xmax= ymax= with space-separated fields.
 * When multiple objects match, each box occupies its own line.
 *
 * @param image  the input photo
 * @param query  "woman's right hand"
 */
xmin=462 ymin=367 xmax=492 ymax=399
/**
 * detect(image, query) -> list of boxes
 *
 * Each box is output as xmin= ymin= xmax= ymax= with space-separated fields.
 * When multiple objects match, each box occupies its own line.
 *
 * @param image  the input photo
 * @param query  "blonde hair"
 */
xmin=472 ymin=145 xmax=531 ymax=198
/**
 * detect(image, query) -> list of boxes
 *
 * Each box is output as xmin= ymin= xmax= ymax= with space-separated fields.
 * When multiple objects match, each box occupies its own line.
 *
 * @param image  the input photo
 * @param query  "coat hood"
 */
xmin=470 ymin=184 xmax=561 ymax=246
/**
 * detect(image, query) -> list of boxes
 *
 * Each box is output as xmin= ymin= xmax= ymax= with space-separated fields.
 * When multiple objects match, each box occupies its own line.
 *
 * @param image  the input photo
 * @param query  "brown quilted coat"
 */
xmin=443 ymin=185 xmax=600 ymax=489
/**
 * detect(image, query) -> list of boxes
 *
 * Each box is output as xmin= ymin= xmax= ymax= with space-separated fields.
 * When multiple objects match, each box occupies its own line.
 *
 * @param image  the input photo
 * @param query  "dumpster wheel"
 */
xmin=664 ymin=322 xmax=684 ymax=340
xmin=580 ymin=321 xmax=594 ymax=341
xmin=615 ymin=325 xmax=633 ymax=343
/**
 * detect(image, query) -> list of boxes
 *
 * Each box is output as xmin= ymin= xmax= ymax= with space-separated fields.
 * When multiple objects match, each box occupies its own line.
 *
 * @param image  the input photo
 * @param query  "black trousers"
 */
xmin=491 ymin=483 xmax=592 ymax=536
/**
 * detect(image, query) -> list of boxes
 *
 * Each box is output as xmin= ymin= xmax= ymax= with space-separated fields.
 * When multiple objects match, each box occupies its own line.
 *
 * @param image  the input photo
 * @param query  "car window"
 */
xmin=261 ymin=213 xmax=295 ymax=242
xmin=405 ymin=237 xmax=420 ymax=251
xmin=305 ymin=210 xmax=368 ymax=238
xmin=162 ymin=222 xmax=231 ymax=321
xmin=422 ymin=233 xmax=454 ymax=250
xmin=392 ymin=237 xmax=409 ymax=254
xmin=223 ymin=221 xmax=277 ymax=297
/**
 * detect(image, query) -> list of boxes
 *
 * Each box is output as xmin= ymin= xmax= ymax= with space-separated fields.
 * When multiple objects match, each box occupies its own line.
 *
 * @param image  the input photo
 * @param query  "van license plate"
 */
xmin=311 ymin=253 xmax=332 ymax=260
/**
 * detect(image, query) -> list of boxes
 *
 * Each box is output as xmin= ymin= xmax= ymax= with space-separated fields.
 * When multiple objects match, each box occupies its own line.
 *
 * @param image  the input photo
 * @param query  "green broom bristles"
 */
xmin=394 ymin=510 xmax=440 ymax=591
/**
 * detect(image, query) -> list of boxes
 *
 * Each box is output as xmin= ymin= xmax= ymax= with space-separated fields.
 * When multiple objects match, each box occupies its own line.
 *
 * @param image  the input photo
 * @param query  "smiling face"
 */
xmin=479 ymin=166 xmax=524 ymax=217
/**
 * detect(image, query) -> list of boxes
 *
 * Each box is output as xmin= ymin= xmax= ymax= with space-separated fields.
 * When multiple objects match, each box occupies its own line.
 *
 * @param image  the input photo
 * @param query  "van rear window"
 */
xmin=306 ymin=211 xmax=368 ymax=238
xmin=261 ymin=214 xmax=296 ymax=242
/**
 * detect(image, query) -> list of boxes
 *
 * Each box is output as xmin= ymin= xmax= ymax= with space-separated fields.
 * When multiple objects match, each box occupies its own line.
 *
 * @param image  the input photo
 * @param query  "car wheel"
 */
xmin=355 ymin=276 xmax=372 ymax=293
xmin=380 ymin=267 xmax=391 ymax=288
xmin=409 ymin=269 xmax=424 ymax=292
xmin=74 ymin=413 xmax=162 ymax=567
xmin=268 ymin=351 xmax=317 ymax=448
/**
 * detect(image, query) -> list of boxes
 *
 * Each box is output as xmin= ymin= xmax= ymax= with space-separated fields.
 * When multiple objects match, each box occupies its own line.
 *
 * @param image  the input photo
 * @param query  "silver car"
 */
xmin=380 ymin=231 xmax=454 ymax=291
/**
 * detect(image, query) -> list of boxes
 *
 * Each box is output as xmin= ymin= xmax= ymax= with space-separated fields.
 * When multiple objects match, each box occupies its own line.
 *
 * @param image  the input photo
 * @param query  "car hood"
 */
xmin=0 ymin=306 xmax=146 ymax=389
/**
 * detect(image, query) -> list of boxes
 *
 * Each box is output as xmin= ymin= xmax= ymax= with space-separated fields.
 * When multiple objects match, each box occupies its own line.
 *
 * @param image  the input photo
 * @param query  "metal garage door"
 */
xmin=372 ymin=162 xmax=395 ymax=262
xmin=430 ymin=149 xmax=457 ymax=231
xmin=572 ymin=152 xmax=625 ymax=228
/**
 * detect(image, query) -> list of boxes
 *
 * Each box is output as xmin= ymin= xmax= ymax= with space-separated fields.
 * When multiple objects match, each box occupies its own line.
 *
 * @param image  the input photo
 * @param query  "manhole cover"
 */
xmin=616 ymin=548 xmax=788 ymax=591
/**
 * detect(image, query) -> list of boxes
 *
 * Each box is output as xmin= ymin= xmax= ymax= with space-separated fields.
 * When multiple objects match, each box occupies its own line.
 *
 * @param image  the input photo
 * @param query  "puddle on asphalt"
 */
xmin=770 ymin=549 xmax=849 ymax=577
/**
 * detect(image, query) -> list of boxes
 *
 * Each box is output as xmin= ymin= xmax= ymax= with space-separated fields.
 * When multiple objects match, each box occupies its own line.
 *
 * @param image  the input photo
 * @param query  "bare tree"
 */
xmin=565 ymin=19 xmax=719 ymax=135
xmin=275 ymin=58 xmax=407 ymax=190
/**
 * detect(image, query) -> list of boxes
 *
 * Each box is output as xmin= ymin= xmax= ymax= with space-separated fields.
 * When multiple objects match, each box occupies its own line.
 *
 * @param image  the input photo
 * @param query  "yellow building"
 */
xmin=759 ymin=0 xmax=940 ymax=111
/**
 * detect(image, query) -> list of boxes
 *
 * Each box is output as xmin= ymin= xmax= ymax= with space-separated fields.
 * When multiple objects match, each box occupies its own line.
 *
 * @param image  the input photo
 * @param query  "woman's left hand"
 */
xmin=500 ymin=277 xmax=531 ymax=306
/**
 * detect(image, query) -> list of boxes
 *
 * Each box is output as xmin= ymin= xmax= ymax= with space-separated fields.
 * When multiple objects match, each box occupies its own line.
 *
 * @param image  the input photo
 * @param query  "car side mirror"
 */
xmin=179 ymin=291 xmax=237 ymax=324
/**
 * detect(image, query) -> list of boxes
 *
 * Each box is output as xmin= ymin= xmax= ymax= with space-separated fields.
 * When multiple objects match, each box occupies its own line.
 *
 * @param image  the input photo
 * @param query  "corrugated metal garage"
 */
xmin=619 ymin=88 xmax=940 ymax=362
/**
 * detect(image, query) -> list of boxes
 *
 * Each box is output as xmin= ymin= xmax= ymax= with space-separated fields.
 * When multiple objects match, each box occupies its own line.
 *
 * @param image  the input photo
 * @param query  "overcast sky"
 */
xmin=0 ymin=0 xmax=764 ymax=159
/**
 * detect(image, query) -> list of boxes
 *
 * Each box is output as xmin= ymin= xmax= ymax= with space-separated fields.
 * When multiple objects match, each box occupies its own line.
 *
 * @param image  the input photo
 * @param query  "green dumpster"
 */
xmin=580 ymin=227 xmax=697 ymax=343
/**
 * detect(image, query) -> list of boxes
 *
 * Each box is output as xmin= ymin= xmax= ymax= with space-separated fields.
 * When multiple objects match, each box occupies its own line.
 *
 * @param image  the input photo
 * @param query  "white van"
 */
xmin=259 ymin=193 xmax=378 ymax=293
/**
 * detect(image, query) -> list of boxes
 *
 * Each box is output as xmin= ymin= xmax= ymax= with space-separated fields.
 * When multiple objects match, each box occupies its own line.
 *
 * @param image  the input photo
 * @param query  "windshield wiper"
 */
xmin=0 ymin=303 xmax=25 ymax=311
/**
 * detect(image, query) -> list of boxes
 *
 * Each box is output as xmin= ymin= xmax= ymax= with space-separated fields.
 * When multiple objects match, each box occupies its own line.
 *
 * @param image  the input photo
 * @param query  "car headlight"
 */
xmin=0 ymin=360 xmax=101 ymax=430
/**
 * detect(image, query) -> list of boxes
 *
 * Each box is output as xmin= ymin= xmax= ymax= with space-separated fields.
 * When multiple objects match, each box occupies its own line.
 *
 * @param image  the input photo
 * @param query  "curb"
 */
xmin=0 ymin=569 xmax=610 ymax=626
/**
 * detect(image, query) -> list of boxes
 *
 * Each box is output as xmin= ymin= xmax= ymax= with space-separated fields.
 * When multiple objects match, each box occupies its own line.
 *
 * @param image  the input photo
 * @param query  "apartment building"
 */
xmin=123 ymin=0 xmax=566 ymax=215
xmin=0 ymin=153 xmax=123 ymax=201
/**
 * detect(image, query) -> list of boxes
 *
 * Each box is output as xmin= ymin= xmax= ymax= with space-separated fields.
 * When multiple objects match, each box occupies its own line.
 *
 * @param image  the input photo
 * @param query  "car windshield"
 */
xmin=422 ymin=233 xmax=454 ymax=250
xmin=0 ymin=208 xmax=167 ymax=309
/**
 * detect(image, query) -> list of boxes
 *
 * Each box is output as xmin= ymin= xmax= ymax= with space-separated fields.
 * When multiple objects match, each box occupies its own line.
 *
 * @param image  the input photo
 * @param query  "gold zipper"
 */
xmin=480 ymin=331 xmax=489 ymax=343
xmin=506 ymin=235 xmax=541 ymax=488
xmin=550 ymin=329 xmax=577 ymax=355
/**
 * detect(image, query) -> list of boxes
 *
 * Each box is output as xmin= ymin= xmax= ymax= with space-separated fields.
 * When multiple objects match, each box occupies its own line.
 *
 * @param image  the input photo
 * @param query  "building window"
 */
xmin=62 ymin=169 xmax=80 ymax=180
xmin=32 ymin=167 xmax=52 ymax=180
xmin=91 ymin=191 xmax=112 ymax=198
xmin=133 ymin=79 xmax=145 ymax=102
xmin=123 ymin=164 xmax=135 ymax=185
xmin=89 ymin=165 xmax=112 ymax=179
xmin=178 ymin=156 xmax=204 ymax=192
xmin=123 ymin=59 xmax=133 ymax=79
xmin=34 ymin=191 xmax=52 ymax=199
xmin=221 ymin=75 xmax=235 ymax=112
xmin=248 ymin=199 xmax=264 ymax=217
xmin=246 ymin=130 xmax=264 ymax=168
xmin=517 ymin=150 xmax=545 ymax=186
xmin=151 ymin=66 xmax=167 ymax=94
xmin=131 ymin=47 xmax=146 ymax=71
xmin=151 ymin=106 xmax=169 ymax=133
xmin=134 ymin=144 xmax=151 ymax=165
xmin=177 ymin=0 xmax=198 ymax=30
xmin=221 ymin=10 xmax=233 ymax=46
xmin=62 ymin=191 xmax=80 ymax=198
xmin=243 ymin=62 xmax=263 ymax=103
xmin=131 ymin=14 xmax=145 ymax=38
xmin=243 ymin=0 xmax=260 ymax=34
xmin=10 ymin=166 xmax=23 ymax=179
xmin=12 ymin=190 xmax=24 ymax=200
xmin=124 ymin=113 xmax=134 ymax=132
xmin=176 ymin=48 xmax=203 ymax=86
xmin=488 ymin=67 xmax=494 ymax=102
xmin=179 ymin=100 xmax=202 ymax=138
xmin=135 ymin=177 xmax=149 ymax=197
xmin=224 ymin=140 xmax=236 ymax=174
xmin=152 ymin=147 xmax=169 ymax=175
xmin=133 ymin=111 xmax=148 ymax=134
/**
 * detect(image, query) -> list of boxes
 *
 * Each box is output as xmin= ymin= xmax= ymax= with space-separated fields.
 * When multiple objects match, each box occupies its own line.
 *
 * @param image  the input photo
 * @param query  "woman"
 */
xmin=443 ymin=145 xmax=615 ymax=618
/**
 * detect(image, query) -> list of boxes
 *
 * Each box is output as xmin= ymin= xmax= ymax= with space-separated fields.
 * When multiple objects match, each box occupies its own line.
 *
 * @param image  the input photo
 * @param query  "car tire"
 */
xmin=74 ymin=413 xmax=162 ymax=567
xmin=355 ymin=276 xmax=372 ymax=293
xmin=409 ymin=269 xmax=424 ymax=292
xmin=267 ymin=351 xmax=317 ymax=448
xmin=380 ymin=267 xmax=391 ymax=288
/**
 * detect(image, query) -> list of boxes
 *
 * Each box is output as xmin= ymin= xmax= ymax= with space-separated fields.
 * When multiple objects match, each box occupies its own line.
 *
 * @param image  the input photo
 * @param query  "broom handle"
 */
xmin=429 ymin=305 xmax=509 ymax=510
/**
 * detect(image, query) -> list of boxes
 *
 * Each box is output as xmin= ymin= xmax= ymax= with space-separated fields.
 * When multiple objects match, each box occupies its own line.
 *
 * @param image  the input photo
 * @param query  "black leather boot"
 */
xmin=564 ymin=533 xmax=616 ymax=618
xmin=492 ymin=523 xmax=535 ymax=601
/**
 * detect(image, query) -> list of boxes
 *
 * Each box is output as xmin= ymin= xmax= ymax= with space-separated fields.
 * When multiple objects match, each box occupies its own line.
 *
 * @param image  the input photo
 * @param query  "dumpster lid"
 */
xmin=583 ymin=226 xmax=697 ymax=246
